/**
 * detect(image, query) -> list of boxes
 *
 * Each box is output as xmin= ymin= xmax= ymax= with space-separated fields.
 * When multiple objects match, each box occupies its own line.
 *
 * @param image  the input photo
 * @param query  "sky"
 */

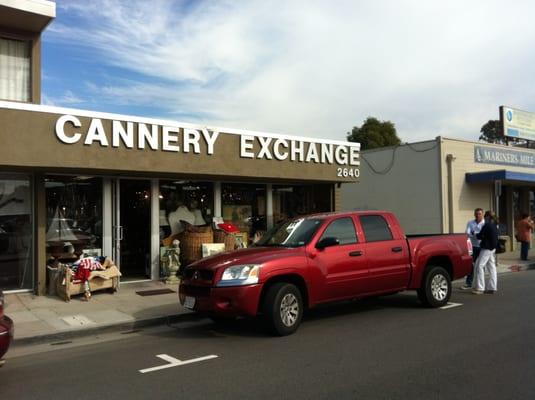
xmin=41 ymin=0 xmax=535 ymax=143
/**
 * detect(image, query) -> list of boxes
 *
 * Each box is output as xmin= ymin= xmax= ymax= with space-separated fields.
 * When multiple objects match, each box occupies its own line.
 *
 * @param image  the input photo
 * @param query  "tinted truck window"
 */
xmin=320 ymin=217 xmax=357 ymax=245
xmin=360 ymin=215 xmax=393 ymax=242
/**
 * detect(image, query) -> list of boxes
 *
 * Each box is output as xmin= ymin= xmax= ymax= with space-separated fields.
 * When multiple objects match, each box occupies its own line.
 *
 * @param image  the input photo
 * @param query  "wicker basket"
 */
xmin=214 ymin=230 xmax=236 ymax=251
xmin=179 ymin=229 xmax=214 ymax=264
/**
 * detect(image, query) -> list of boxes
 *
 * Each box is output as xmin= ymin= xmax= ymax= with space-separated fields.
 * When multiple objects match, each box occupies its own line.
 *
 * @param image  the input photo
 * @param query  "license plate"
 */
xmin=184 ymin=296 xmax=196 ymax=310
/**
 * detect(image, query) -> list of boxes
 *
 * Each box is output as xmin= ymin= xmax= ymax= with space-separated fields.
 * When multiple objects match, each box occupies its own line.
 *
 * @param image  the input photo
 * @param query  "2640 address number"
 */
xmin=337 ymin=168 xmax=360 ymax=178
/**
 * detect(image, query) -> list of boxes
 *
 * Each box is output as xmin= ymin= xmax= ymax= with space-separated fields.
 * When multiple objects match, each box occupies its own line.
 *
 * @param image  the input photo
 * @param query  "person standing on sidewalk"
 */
xmin=516 ymin=213 xmax=534 ymax=261
xmin=461 ymin=208 xmax=485 ymax=290
xmin=473 ymin=210 xmax=499 ymax=295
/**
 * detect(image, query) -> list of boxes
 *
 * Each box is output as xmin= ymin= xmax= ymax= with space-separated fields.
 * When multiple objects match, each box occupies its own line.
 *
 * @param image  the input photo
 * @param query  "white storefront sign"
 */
xmin=55 ymin=115 xmax=361 ymax=169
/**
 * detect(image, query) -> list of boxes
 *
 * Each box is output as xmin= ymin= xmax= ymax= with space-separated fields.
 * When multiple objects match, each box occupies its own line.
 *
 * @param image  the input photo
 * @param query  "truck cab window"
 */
xmin=319 ymin=217 xmax=357 ymax=245
xmin=360 ymin=215 xmax=393 ymax=242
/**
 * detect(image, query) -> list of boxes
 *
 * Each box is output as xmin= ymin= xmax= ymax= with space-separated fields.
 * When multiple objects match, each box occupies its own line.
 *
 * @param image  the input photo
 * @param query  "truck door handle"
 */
xmin=391 ymin=247 xmax=403 ymax=253
xmin=349 ymin=251 xmax=363 ymax=257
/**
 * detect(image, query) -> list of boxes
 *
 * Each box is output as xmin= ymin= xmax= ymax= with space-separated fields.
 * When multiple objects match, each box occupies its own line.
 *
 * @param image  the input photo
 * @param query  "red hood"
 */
xmin=189 ymin=246 xmax=304 ymax=271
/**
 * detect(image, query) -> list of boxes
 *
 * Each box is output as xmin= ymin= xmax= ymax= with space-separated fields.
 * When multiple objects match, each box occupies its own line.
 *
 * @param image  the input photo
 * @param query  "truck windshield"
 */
xmin=255 ymin=218 xmax=323 ymax=248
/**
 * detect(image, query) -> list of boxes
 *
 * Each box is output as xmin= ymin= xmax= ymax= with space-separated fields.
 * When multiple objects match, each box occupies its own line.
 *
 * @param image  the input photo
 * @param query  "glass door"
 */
xmin=114 ymin=179 xmax=152 ymax=281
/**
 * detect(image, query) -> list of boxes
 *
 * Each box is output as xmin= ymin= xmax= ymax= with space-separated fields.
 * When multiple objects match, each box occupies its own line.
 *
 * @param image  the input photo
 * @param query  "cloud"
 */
xmin=45 ymin=0 xmax=535 ymax=142
xmin=42 ymin=89 xmax=85 ymax=106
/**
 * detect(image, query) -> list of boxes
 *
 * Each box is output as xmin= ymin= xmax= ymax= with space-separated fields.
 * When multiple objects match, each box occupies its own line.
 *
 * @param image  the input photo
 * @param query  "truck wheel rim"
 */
xmin=431 ymin=274 xmax=448 ymax=301
xmin=280 ymin=293 xmax=299 ymax=327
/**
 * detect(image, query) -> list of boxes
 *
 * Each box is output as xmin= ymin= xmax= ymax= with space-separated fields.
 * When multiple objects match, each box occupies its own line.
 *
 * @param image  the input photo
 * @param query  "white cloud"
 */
xmin=46 ymin=0 xmax=535 ymax=142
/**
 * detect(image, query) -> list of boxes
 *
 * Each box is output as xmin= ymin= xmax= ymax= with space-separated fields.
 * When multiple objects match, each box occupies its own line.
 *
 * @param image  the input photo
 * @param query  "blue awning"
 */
xmin=465 ymin=169 xmax=535 ymax=183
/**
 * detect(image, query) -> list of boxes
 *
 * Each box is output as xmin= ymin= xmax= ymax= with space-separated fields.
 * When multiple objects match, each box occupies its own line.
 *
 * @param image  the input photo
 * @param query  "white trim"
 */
xmin=214 ymin=182 xmax=222 ymax=218
xmin=120 ymin=279 xmax=153 ymax=284
xmin=103 ymin=178 xmax=112 ymax=258
xmin=2 ymin=288 xmax=32 ymax=294
xmin=0 ymin=0 xmax=56 ymax=18
xmin=150 ymin=179 xmax=160 ymax=280
xmin=0 ymin=100 xmax=360 ymax=148
xmin=266 ymin=183 xmax=273 ymax=229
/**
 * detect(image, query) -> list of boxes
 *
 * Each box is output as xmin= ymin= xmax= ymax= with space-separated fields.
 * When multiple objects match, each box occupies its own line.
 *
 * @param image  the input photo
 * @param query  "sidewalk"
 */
xmin=5 ymin=250 xmax=535 ymax=346
xmin=5 ymin=280 xmax=192 ymax=346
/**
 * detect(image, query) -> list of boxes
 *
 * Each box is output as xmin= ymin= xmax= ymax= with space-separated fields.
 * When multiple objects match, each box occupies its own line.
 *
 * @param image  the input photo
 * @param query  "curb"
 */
xmin=12 ymin=311 xmax=200 ymax=347
xmin=498 ymin=262 xmax=535 ymax=273
xmin=11 ymin=263 xmax=535 ymax=347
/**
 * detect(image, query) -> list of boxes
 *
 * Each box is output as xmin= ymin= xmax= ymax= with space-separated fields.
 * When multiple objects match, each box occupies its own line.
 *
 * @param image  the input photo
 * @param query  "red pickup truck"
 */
xmin=179 ymin=211 xmax=473 ymax=335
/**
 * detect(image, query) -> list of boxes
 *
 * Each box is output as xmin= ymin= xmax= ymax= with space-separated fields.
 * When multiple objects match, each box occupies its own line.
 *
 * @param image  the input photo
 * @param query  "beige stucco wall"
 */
xmin=440 ymin=138 xmax=492 ymax=234
xmin=440 ymin=137 xmax=535 ymax=235
xmin=341 ymin=139 xmax=443 ymax=234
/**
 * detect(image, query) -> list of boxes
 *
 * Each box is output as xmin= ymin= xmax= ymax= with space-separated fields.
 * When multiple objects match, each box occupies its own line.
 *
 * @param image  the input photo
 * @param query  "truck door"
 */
xmin=358 ymin=214 xmax=410 ymax=293
xmin=312 ymin=217 xmax=368 ymax=302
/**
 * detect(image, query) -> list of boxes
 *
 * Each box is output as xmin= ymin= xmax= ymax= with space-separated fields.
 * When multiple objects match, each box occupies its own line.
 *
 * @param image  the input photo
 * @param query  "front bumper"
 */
xmin=0 ymin=316 xmax=14 ymax=364
xmin=179 ymin=283 xmax=263 ymax=317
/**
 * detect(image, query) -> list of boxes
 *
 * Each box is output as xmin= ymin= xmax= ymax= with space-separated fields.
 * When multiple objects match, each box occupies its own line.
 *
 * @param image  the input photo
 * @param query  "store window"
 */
xmin=45 ymin=176 xmax=103 ymax=259
xmin=0 ymin=174 xmax=33 ymax=290
xmin=512 ymin=188 xmax=521 ymax=229
xmin=222 ymin=183 xmax=266 ymax=245
xmin=159 ymin=181 xmax=214 ymax=274
xmin=159 ymin=181 xmax=214 ymax=238
xmin=0 ymin=37 xmax=31 ymax=102
xmin=273 ymin=184 xmax=332 ymax=223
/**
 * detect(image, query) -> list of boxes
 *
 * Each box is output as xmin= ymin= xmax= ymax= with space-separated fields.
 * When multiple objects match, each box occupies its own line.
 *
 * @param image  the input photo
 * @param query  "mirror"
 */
xmin=315 ymin=237 xmax=340 ymax=250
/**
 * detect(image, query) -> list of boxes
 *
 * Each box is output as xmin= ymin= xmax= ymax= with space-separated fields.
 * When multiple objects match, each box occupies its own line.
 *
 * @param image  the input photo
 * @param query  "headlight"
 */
xmin=217 ymin=265 xmax=261 ymax=287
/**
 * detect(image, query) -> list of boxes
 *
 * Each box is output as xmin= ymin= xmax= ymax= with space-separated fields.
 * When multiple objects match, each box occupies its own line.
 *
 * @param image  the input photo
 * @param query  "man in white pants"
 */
xmin=473 ymin=210 xmax=499 ymax=294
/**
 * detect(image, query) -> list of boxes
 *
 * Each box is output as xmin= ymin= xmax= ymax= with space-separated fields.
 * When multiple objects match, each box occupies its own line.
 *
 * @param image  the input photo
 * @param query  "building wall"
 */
xmin=440 ymin=138 xmax=492 ymax=233
xmin=440 ymin=137 xmax=535 ymax=234
xmin=341 ymin=139 xmax=442 ymax=234
xmin=0 ymin=104 xmax=359 ymax=184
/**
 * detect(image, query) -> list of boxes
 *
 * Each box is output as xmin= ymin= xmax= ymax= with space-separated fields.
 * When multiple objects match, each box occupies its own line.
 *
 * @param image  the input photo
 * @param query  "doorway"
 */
xmin=114 ymin=179 xmax=152 ymax=281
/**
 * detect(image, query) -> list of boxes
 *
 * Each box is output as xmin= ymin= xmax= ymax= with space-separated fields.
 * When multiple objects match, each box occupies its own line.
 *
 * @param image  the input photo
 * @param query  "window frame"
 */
xmin=359 ymin=214 xmax=394 ymax=243
xmin=0 ymin=31 xmax=34 ymax=103
xmin=318 ymin=216 xmax=359 ymax=246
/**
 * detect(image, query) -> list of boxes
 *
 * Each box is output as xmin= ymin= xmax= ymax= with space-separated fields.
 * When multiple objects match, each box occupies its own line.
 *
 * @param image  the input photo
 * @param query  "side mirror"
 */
xmin=316 ymin=237 xmax=340 ymax=250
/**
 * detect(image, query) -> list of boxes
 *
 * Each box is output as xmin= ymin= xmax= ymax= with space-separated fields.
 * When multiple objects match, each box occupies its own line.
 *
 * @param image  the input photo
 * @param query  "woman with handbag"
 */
xmin=516 ymin=213 xmax=534 ymax=261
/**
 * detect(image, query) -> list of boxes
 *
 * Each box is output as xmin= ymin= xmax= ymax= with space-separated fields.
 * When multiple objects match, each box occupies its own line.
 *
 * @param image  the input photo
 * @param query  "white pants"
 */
xmin=474 ymin=248 xmax=497 ymax=291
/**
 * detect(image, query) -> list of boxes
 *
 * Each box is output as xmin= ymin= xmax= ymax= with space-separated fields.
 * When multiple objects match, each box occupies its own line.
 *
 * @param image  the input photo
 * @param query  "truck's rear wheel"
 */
xmin=417 ymin=266 xmax=451 ymax=307
xmin=263 ymin=282 xmax=303 ymax=336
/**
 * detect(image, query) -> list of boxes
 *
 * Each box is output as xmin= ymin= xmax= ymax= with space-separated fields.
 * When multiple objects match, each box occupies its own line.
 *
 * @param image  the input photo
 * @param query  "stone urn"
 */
xmin=164 ymin=239 xmax=181 ymax=285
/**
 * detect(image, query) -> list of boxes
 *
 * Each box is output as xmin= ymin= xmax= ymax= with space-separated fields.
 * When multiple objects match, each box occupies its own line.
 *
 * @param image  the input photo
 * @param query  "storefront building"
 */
xmin=0 ymin=101 xmax=359 ymax=294
xmin=342 ymin=136 xmax=535 ymax=251
xmin=0 ymin=2 xmax=360 ymax=294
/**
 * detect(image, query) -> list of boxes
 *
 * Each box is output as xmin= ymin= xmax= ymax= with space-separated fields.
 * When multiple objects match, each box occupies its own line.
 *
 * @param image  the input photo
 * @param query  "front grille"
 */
xmin=184 ymin=268 xmax=214 ymax=282
xmin=181 ymin=285 xmax=211 ymax=297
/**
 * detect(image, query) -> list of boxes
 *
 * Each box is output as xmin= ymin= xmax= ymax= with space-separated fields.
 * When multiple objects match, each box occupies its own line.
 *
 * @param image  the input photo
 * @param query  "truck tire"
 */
xmin=263 ymin=282 xmax=303 ymax=336
xmin=417 ymin=266 xmax=451 ymax=308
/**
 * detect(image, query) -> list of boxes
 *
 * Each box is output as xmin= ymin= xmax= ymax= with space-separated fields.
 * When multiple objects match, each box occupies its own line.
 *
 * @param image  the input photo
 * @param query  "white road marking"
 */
xmin=440 ymin=302 xmax=463 ymax=310
xmin=139 ymin=354 xmax=218 ymax=374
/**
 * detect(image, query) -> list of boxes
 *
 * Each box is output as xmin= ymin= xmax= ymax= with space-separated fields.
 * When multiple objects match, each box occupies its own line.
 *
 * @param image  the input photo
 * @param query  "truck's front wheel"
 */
xmin=263 ymin=282 xmax=303 ymax=336
xmin=417 ymin=266 xmax=451 ymax=307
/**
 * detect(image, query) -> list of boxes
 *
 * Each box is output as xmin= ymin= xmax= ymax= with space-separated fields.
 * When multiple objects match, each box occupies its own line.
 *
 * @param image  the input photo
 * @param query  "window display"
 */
xmin=222 ymin=183 xmax=266 ymax=244
xmin=273 ymin=184 xmax=332 ymax=223
xmin=0 ymin=174 xmax=33 ymax=290
xmin=159 ymin=181 xmax=214 ymax=273
xmin=159 ymin=181 xmax=213 ymax=237
xmin=45 ymin=176 xmax=102 ymax=259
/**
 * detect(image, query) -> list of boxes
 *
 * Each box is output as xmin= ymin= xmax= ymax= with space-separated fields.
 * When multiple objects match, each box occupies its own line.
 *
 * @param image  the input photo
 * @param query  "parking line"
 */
xmin=440 ymin=302 xmax=463 ymax=310
xmin=139 ymin=354 xmax=218 ymax=374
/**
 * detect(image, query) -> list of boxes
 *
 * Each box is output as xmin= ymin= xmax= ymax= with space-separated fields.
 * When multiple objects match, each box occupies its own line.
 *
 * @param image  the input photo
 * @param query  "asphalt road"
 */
xmin=2 ymin=271 xmax=534 ymax=400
